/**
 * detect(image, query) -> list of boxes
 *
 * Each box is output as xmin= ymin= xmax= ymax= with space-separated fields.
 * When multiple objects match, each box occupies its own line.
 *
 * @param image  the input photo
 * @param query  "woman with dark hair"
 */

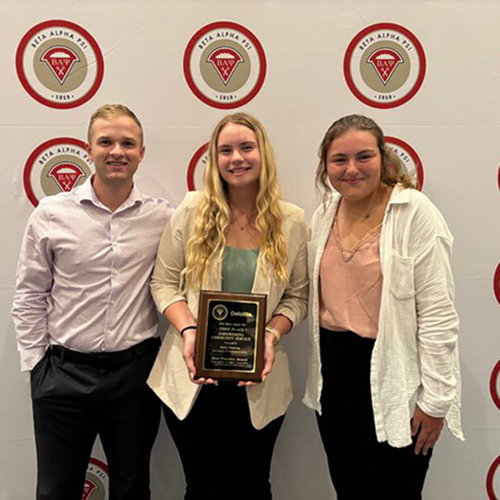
xmin=304 ymin=114 xmax=463 ymax=499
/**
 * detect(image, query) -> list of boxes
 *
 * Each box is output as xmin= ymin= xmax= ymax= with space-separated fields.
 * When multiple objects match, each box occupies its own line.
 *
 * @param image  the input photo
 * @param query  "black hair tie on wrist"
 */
xmin=180 ymin=325 xmax=197 ymax=337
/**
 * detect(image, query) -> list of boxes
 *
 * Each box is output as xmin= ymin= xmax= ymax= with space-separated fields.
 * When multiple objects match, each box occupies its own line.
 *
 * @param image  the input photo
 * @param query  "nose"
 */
xmin=110 ymin=142 xmax=124 ymax=156
xmin=231 ymin=149 xmax=243 ymax=163
xmin=345 ymin=158 xmax=358 ymax=174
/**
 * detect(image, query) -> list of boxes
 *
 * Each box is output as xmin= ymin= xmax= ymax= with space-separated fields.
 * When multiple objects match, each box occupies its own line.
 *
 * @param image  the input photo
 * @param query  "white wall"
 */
xmin=1 ymin=1 xmax=499 ymax=499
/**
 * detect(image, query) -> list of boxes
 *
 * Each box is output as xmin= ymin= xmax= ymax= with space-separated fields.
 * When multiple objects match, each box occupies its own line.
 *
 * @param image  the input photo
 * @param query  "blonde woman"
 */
xmin=304 ymin=115 xmax=463 ymax=499
xmin=148 ymin=113 xmax=308 ymax=499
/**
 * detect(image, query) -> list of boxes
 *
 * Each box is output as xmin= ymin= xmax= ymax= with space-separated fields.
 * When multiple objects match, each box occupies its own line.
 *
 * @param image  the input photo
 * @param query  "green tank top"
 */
xmin=221 ymin=246 xmax=259 ymax=293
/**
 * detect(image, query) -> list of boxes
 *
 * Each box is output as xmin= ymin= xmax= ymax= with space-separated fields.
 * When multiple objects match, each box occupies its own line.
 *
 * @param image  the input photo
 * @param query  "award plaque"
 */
xmin=194 ymin=290 xmax=267 ymax=382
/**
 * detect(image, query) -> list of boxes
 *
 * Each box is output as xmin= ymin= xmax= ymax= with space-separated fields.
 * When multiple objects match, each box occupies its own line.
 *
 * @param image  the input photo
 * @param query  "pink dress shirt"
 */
xmin=12 ymin=177 xmax=173 ymax=372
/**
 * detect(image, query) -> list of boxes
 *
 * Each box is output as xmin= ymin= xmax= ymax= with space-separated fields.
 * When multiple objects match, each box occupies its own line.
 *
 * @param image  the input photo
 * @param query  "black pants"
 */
xmin=163 ymin=383 xmax=284 ymax=500
xmin=30 ymin=338 xmax=161 ymax=500
xmin=316 ymin=328 xmax=432 ymax=500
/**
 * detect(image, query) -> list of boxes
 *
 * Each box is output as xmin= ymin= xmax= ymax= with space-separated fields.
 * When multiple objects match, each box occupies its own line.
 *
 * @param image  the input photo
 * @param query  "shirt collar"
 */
xmin=77 ymin=175 xmax=143 ymax=211
xmin=387 ymin=183 xmax=410 ymax=205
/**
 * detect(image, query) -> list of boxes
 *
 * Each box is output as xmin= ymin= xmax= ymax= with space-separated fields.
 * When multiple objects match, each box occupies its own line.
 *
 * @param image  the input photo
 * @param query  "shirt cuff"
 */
xmin=416 ymin=399 xmax=449 ymax=419
xmin=272 ymin=306 xmax=297 ymax=328
xmin=19 ymin=346 xmax=48 ymax=372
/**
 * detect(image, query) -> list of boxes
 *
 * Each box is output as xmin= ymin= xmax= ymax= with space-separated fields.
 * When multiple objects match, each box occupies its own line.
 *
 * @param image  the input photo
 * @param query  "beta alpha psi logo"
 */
xmin=207 ymin=47 xmax=244 ymax=84
xmin=212 ymin=304 xmax=229 ymax=321
xmin=82 ymin=458 xmax=108 ymax=500
xmin=344 ymin=23 xmax=426 ymax=109
xmin=184 ymin=21 xmax=266 ymax=109
xmin=40 ymin=45 xmax=80 ymax=84
xmin=385 ymin=136 xmax=424 ymax=190
xmin=487 ymin=357 xmax=500 ymax=500
xmin=24 ymin=137 xmax=94 ymax=207
xmin=187 ymin=143 xmax=209 ymax=191
xmin=16 ymin=20 xmax=104 ymax=109
xmin=367 ymin=48 xmax=403 ymax=84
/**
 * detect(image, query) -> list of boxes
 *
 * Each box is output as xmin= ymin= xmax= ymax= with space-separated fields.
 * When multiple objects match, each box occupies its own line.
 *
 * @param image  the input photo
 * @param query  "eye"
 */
xmin=241 ymin=143 xmax=255 ymax=152
xmin=98 ymin=139 xmax=111 ymax=146
xmin=330 ymin=157 xmax=345 ymax=165
xmin=359 ymin=151 xmax=376 ymax=161
xmin=218 ymin=147 xmax=232 ymax=155
xmin=123 ymin=141 xmax=135 ymax=148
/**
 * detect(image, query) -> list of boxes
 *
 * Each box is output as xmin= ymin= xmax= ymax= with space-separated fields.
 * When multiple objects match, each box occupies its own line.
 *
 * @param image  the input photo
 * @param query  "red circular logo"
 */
xmin=24 ymin=137 xmax=94 ymax=207
xmin=491 ymin=359 xmax=500 ymax=411
xmin=16 ymin=20 xmax=104 ymax=109
xmin=385 ymin=136 xmax=424 ymax=190
xmin=83 ymin=457 xmax=109 ymax=500
xmin=187 ymin=143 xmax=209 ymax=191
xmin=344 ymin=23 xmax=426 ymax=109
xmin=487 ymin=454 xmax=500 ymax=500
xmin=494 ymin=262 xmax=500 ymax=307
xmin=183 ymin=21 xmax=266 ymax=109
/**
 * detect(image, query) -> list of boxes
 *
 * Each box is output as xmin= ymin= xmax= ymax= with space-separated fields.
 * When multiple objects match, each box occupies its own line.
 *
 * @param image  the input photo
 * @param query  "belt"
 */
xmin=50 ymin=337 xmax=161 ymax=368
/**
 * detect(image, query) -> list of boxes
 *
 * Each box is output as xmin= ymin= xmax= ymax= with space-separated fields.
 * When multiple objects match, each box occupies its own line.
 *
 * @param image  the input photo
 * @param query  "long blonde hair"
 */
xmin=182 ymin=113 xmax=289 ymax=290
xmin=316 ymin=114 xmax=416 ymax=203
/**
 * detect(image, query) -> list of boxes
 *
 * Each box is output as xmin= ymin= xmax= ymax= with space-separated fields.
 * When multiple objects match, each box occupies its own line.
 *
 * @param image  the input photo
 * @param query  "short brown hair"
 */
xmin=87 ymin=104 xmax=144 ymax=145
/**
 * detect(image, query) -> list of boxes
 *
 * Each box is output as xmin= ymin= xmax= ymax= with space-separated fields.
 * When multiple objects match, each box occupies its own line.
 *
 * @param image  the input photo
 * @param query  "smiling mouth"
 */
xmin=229 ymin=166 xmax=251 ymax=174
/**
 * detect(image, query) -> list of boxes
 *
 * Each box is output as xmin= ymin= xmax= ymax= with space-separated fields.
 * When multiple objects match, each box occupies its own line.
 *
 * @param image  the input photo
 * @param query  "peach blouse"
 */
xmin=319 ymin=216 xmax=383 ymax=338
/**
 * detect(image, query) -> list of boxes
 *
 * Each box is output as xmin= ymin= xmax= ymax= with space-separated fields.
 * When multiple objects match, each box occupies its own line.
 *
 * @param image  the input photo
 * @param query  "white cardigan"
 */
xmin=148 ymin=192 xmax=309 ymax=430
xmin=303 ymin=185 xmax=464 ymax=447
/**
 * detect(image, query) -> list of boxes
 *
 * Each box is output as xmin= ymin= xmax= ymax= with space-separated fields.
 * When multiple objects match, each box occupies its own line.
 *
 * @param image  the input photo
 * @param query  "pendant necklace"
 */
xmin=232 ymin=212 xmax=255 ymax=231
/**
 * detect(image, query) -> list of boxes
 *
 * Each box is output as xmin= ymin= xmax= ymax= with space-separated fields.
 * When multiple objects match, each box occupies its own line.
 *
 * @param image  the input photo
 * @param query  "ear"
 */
xmin=85 ymin=142 xmax=94 ymax=161
xmin=139 ymin=145 xmax=146 ymax=162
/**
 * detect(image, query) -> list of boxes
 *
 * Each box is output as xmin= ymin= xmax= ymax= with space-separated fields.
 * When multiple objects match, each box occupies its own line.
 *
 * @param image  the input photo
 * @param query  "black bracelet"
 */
xmin=180 ymin=325 xmax=197 ymax=337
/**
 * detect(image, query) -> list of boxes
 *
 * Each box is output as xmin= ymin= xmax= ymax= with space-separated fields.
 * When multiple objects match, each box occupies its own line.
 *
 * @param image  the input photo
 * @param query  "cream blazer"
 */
xmin=148 ymin=192 xmax=309 ymax=429
xmin=303 ymin=185 xmax=464 ymax=447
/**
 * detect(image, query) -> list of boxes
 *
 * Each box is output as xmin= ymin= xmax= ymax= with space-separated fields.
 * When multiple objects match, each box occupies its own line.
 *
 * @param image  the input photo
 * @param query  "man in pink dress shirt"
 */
xmin=12 ymin=104 xmax=172 ymax=500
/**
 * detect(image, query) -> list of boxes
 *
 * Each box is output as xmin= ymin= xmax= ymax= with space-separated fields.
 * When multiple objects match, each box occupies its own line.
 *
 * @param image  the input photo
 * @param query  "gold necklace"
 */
xmin=342 ymin=185 xmax=390 ymax=220
xmin=342 ymin=201 xmax=374 ymax=219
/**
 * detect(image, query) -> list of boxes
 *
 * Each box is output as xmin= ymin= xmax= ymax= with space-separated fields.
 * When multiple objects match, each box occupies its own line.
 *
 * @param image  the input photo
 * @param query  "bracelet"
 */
xmin=265 ymin=326 xmax=281 ymax=345
xmin=180 ymin=325 xmax=197 ymax=337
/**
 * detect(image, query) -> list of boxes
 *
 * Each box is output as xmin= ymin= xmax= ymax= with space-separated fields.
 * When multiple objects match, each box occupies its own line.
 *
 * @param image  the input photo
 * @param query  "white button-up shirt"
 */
xmin=304 ymin=185 xmax=463 ymax=447
xmin=12 ymin=178 xmax=173 ymax=372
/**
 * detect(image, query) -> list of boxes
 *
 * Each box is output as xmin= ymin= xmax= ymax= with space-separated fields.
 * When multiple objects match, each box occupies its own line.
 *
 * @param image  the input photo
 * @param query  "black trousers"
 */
xmin=163 ymin=383 xmax=284 ymax=500
xmin=30 ymin=338 xmax=161 ymax=500
xmin=316 ymin=328 xmax=432 ymax=500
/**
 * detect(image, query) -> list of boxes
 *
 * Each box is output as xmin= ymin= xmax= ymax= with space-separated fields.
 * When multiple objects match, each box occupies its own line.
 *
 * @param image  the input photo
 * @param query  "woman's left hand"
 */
xmin=262 ymin=331 xmax=277 ymax=378
xmin=237 ymin=332 xmax=277 ymax=387
xmin=411 ymin=406 xmax=444 ymax=456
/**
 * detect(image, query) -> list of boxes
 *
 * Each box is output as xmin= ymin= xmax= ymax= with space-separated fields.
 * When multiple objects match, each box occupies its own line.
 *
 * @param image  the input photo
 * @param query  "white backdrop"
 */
xmin=1 ymin=1 xmax=500 ymax=499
